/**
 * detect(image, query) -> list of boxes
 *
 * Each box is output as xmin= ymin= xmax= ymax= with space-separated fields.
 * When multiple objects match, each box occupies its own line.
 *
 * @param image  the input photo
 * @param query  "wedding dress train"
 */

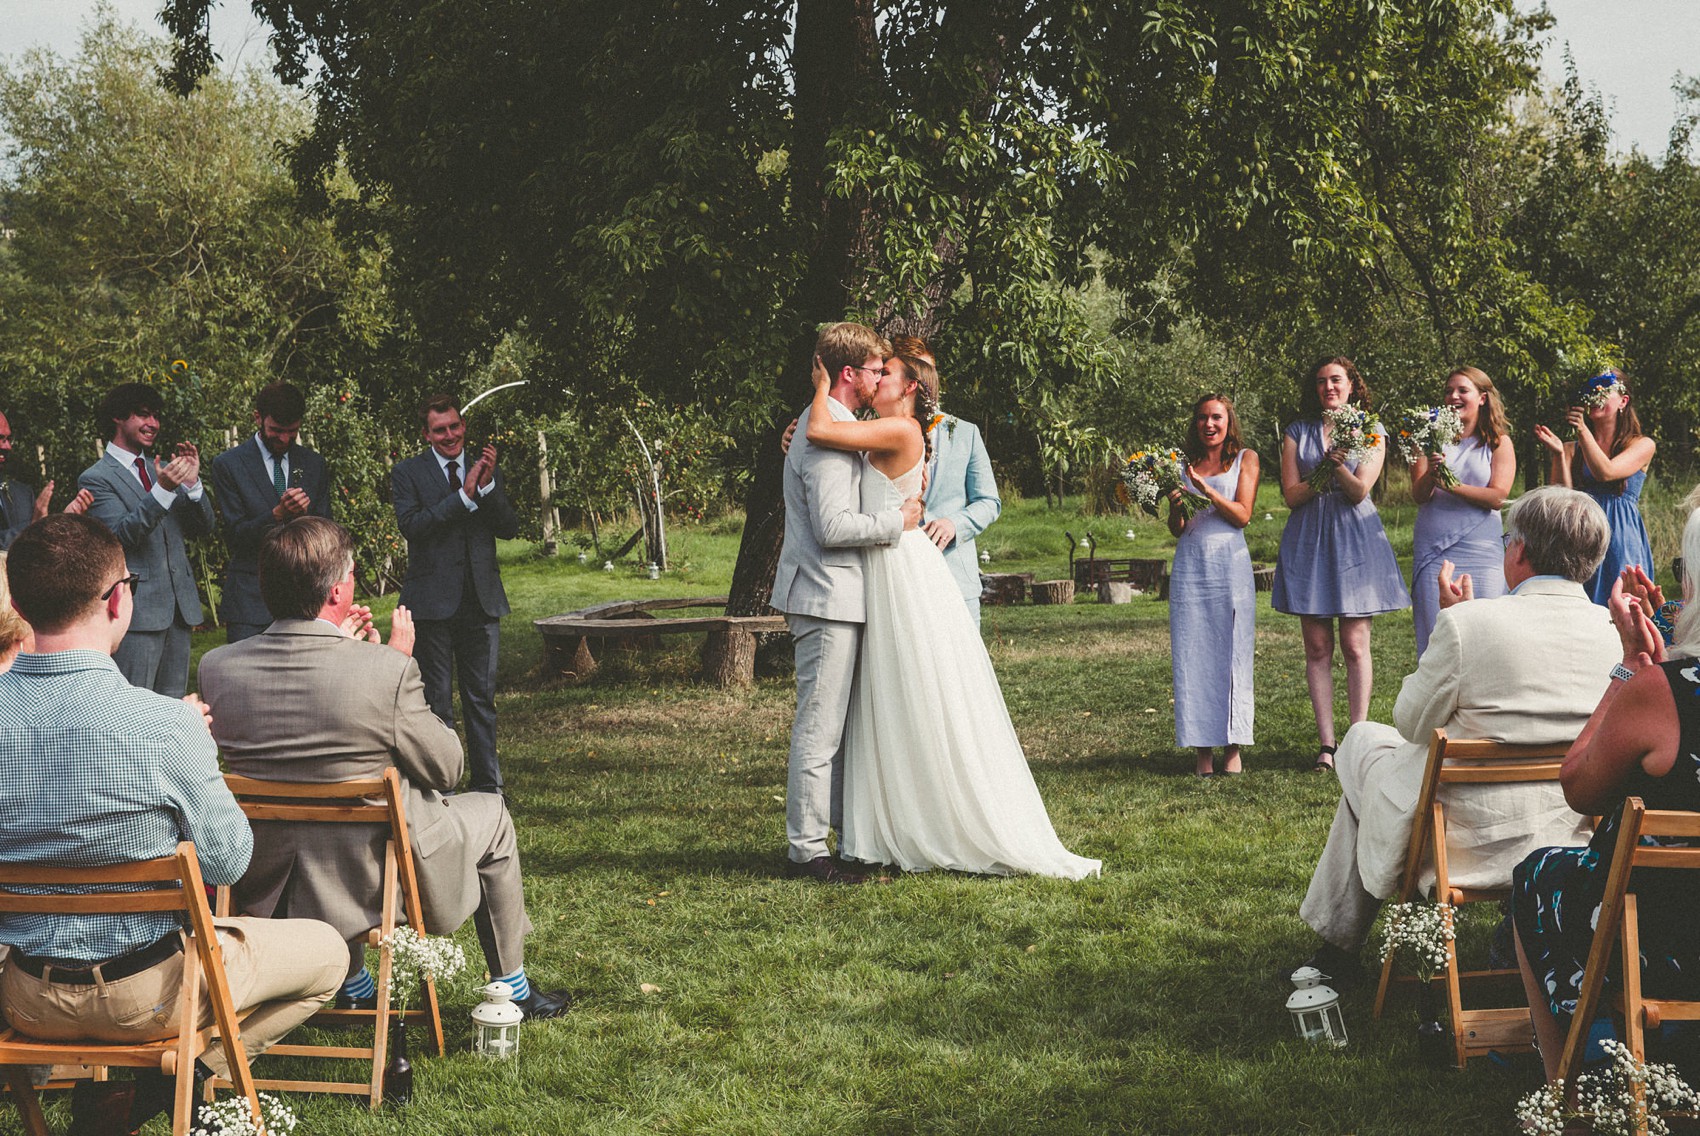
xmin=840 ymin=459 xmax=1101 ymax=879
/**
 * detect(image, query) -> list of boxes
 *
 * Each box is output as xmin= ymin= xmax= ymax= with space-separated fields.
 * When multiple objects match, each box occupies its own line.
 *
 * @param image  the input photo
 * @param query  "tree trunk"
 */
xmin=701 ymin=627 xmax=757 ymax=688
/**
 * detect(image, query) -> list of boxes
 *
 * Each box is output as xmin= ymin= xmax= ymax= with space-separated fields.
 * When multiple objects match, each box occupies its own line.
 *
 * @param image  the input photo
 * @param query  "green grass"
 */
xmin=82 ymin=479 xmax=1689 ymax=1135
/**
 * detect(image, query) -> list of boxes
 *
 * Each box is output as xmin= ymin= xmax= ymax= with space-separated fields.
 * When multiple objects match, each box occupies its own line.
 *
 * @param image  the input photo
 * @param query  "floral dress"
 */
xmin=1510 ymin=659 xmax=1700 ymax=1018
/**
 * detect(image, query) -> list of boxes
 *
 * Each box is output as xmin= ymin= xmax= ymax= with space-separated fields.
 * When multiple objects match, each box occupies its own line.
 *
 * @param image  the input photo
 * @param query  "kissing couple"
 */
xmin=770 ymin=321 xmax=1100 ymax=884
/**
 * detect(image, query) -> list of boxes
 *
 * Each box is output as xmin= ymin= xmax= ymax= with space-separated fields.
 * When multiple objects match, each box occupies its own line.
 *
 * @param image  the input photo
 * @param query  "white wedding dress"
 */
xmin=840 ymin=459 xmax=1101 ymax=879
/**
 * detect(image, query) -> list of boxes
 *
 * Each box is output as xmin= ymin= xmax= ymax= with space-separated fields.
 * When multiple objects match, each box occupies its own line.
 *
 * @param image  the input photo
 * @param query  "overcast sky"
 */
xmin=2 ymin=0 xmax=1695 ymax=156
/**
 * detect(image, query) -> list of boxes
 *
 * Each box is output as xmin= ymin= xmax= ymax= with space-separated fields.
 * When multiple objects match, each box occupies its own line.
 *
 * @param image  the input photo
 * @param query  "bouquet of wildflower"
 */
xmin=1567 ymin=370 xmax=1628 ymax=440
xmin=381 ymin=926 xmax=469 ymax=1014
xmin=1515 ymin=1038 xmax=1700 ymax=1136
xmin=1119 ymin=446 xmax=1206 ymax=521
xmin=191 ymin=1091 xmax=297 ymax=1136
xmin=1307 ymin=406 xmax=1384 ymax=494
xmin=1393 ymin=405 xmax=1464 ymax=489
xmin=1378 ymin=900 xmax=1455 ymax=983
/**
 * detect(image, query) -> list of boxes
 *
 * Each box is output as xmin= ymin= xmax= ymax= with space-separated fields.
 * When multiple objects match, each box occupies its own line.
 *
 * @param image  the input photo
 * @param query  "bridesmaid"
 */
xmin=1272 ymin=356 xmax=1410 ymax=773
xmin=1409 ymin=366 xmax=1515 ymax=656
xmin=1534 ymin=370 xmax=1655 ymax=604
xmin=1166 ymin=394 xmax=1259 ymax=777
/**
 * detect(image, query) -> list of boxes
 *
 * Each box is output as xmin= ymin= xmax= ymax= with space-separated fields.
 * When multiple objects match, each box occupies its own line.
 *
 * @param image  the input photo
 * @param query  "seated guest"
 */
xmin=0 ymin=515 xmax=345 ymax=1134
xmin=1291 ymin=486 xmax=1621 ymax=984
xmin=197 ymin=517 xmax=570 ymax=1019
xmin=1513 ymin=507 xmax=1700 ymax=1080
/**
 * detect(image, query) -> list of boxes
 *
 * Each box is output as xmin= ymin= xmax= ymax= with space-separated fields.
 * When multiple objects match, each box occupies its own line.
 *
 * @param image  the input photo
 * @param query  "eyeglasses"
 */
xmin=101 ymin=574 xmax=141 ymax=601
xmin=1502 ymin=533 xmax=1522 ymax=549
xmin=851 ymin=365 xmax=884 ymax=377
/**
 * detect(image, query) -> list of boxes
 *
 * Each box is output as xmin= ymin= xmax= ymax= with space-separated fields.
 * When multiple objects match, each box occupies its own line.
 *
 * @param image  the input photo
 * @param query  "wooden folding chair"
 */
xmin=1557 ymin=797 xmax=1700 ymax=1131
xmin=1372 ymin=728 xmax=1576 ymax=1067
xmin=212 ymin=768 xmax=444 ymax=1109
xmin=0 ymin=842 xmax=262 ymax=1136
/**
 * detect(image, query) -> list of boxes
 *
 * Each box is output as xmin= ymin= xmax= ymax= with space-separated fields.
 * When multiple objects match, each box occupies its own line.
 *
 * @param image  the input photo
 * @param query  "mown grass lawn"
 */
xmin=104 ymin=476 xmax=1690 ymax=1135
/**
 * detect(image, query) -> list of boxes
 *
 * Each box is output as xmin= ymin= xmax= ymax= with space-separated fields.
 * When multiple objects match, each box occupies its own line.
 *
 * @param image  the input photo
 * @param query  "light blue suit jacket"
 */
xmin=925 ymin=416 xmax=1001 ymax=602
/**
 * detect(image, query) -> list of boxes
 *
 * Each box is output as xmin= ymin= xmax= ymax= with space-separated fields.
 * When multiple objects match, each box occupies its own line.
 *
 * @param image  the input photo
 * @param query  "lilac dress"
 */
xmin=1169 ymin=452 xmax=1254 ymax=748
xmin=1271 ymin=420 xmax=1410 ymax=618
xmin=1411 ymin=436 xmax=1506 ymax=656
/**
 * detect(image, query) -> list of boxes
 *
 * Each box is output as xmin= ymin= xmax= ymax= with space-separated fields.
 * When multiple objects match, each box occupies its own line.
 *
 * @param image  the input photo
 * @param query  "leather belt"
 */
xmin=8 ymin=934 xmax=183 ymax=985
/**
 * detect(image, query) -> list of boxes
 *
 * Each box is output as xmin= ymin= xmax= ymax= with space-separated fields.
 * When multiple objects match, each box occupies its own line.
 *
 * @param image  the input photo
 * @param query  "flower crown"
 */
xmin=1576 ymin=370 xmax=1626 ymax=405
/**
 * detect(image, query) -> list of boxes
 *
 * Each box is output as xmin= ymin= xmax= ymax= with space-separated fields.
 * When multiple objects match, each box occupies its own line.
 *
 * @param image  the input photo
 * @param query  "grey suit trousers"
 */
xmin=113 ymin=622 xmax=193 ymax=699
xmin=785 ymin=613 xmax=861 ymax=863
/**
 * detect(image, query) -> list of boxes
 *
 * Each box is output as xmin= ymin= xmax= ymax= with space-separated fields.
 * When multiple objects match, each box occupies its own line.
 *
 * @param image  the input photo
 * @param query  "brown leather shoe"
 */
xmin=785 ymin=856 xmax=869 ymax=885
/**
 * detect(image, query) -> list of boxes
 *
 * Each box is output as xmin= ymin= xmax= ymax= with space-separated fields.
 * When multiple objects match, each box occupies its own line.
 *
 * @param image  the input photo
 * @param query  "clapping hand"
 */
xmin=1437 ymin=558 xmax=1474 ymax=610
xmin=62 ymin=487 xmax=92 ymax=515
xmin=155 ymin=443 xmax=200 ymax=491
xmin=31 ymin=482 xmax=53 ymax=522
xmin=1607 ymin=574 xmax=1664 ymax=664
xmin=272 ymin=487 xmax=311 ymax=520
xmin=1619 ymin=564 xmax=1665 ymax=615
xmin=1532 ymin=424 xmax=1565 ymax=455
xmin=339 ymin=603 xmax=379 ymax=642
xmin=465 ymin=445 xmax=498 ymax=492
xmin=389 ymin=605 xmax=415 ymax=657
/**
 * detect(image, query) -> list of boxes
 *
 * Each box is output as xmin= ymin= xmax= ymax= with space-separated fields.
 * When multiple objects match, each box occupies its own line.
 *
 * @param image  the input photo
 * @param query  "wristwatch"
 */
xmin=1610 ymin=663 xmax=1638 ymax=683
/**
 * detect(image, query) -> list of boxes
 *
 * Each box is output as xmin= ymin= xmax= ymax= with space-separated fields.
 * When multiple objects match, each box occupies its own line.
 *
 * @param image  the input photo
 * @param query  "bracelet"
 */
xmin=1610 ymin=663 xmax=1637 ymax=684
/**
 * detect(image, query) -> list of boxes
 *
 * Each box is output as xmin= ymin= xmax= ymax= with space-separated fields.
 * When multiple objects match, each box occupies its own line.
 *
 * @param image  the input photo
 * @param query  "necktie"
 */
xmin=272 ymin=455 xmax=287 ymax=495
xmin=446 ymin=460 xmax=461 ymax=493
xmin=134 ymin=456 xmax=153 ymax=492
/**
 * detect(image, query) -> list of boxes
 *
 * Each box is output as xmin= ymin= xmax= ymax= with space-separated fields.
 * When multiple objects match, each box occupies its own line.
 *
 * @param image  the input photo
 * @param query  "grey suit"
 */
xmin=770 ymin=399 xmax=903 ymax=863
xmin=924 ymin=415 xmax=1001 ymax=624
xmin=209 ymin=437 xmax=332 ymax=641
xmin=79 ymin=450 xmax=216 ymax=696
xmin=0 ymin=478 xmax=37 ymax=550
xmin=391 ymin=449 xmax=519 ymax=794
xmin=199 ymin=620 xmax=535 ymax=978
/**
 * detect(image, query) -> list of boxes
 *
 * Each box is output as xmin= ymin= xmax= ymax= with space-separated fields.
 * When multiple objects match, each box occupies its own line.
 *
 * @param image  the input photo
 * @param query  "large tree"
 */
xmin=163 ymin=0 xmax=1577 ymax=611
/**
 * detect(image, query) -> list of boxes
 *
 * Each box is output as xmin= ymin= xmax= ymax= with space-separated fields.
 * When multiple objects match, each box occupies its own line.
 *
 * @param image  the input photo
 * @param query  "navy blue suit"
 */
xmin=0 ymin=478 xmax=37 ymax=550
xmin=391 ymin=449 xmax=518 ymax=793
xmin=209 ymin=437 xmax=332 ymax=641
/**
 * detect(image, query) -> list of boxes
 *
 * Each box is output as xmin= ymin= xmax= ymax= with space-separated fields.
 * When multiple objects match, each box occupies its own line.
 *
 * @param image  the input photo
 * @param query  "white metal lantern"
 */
xmin=602 ymin=560 xmax=615 ymax=573
xmin=1286 ymin=966 xmax=1348 ymax=1048
xmin=979 ymin=550 xmax=991 ymax=564
xmin=576 ymin=551 xmax=588 ymax=564
xmin=471 ymin=981 xmax=524 ymax=1060
xmin=647 ymin=563 xmax=660 ymax=580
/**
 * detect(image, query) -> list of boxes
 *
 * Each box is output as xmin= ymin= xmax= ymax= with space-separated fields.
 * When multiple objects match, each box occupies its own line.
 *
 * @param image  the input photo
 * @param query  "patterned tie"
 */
xmin=446 ymin=459 xmax=461 ymax=493
xmin=134 ymin=456 xmax=153 ymax=492
xmin=272 ymin=455 xmax=287 ymax=496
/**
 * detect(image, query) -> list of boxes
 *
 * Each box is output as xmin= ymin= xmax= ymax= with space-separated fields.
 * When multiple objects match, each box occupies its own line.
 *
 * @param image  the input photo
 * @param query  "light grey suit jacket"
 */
xmin=924 ymin=416 xmax=1001 ymax=602
xmin=199 ymin=620 xmax=493 ymax=941
xmin=770 ymin=399 xmax=902 ymax=623
xmin=79 ymin=453 xmax=216 ymax=631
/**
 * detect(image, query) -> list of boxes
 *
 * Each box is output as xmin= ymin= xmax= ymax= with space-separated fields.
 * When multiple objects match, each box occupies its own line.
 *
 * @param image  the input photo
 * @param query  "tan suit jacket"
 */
xmin=1351 ymin=576 xmax=1620 ymax=896
xmin=199 ymin=620 xmax=493 ymax=942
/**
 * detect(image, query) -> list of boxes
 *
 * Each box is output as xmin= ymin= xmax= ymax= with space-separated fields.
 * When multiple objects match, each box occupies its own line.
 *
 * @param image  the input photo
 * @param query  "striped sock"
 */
xmin=341 ymin=968 xmax=376 ymax=1001
xmin=495 ymin=969 xmax=531 ymax=1002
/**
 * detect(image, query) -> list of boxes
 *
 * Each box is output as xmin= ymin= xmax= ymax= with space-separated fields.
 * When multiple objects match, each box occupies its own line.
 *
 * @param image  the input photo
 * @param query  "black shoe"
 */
xmin=1283 ymin=942 xmax=1365 ymax=992
xmin=785 ymin=856 xmax=869 ymax=885
xmin=334 ymin=991 xmax=378 ymax=1011
xmin=514 ymin=988 xmax=573 ymax=1020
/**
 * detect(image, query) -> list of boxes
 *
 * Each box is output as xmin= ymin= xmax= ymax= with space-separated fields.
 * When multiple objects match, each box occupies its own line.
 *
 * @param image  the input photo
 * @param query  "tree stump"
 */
xmin=701 ymin=626 xmax=757 ymax=688
xmin=1031 ymin=579 xmax=1075 ymax=605
xmin=980 ymin=572 xmax=1033 ymax=606
xmin=546 ymin=635 xmax=598 ymax=683
xmin=1098 ymin=581 xmax=1135 ymax=604
xmin=1252 ymin=564 xmax=1276 ymax=592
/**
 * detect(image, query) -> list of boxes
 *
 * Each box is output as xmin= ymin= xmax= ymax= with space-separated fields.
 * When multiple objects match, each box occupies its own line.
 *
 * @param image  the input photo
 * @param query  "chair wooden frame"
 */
xmin=1556 ymin=797 xmax=1700 ymax=1132
xmin=213 ymin=768 xmax=444 ymax=1109
xmin=0 ymin=842 xmax=262 ymax=1136
xmin=1372 ymin=728 xmax=1576 ymax=1067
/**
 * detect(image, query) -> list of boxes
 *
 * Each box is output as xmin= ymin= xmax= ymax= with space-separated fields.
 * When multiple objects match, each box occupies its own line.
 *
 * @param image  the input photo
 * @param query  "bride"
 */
xmin=803 ymin=351 xmax=1101 ymax=880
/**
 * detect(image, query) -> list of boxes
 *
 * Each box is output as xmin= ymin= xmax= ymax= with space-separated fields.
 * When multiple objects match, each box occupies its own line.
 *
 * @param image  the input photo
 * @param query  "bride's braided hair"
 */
xmin=894 ymin=352 xmax=940 ymax=466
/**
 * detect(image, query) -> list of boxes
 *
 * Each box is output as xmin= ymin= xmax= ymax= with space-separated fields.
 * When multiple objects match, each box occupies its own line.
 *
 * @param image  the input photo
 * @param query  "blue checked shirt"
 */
xmin=0 ymin=650 xmax=252 ymax=963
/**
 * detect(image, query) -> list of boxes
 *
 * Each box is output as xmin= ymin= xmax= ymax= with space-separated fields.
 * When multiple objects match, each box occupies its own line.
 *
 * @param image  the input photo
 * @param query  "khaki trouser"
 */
xmin=0 ymin=916 xmax=345 ymax=1078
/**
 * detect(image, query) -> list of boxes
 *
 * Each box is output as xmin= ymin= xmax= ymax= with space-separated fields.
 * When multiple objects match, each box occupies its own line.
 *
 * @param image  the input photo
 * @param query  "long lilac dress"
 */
xmin=1577 ymin=457 xmax=1654 ymax=606
xmin=1411 ymin=436 xmax=1506 ymax=656
xmin=1271 ymin=420 xmax=1410 ymax=618
xmin=1169 ymin=452 xmax=1255 ymax=748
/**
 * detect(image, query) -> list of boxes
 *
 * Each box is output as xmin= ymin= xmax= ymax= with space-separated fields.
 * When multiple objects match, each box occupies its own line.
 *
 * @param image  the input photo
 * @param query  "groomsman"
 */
xmin=0 ymin=410 xmax=90 ymax=548
xmin=210 ymin=382 xmax=333 ymax=642
xmin=79 ymin=382 xmax=216 ymax=697
xmin=890 ymin=336 xmax=1002 ymax=626
xmin=391 ymin=394 xmax=519 ymax=796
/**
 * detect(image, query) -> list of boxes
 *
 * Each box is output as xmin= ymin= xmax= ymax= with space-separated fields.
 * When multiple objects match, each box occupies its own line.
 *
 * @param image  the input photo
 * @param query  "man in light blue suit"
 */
xmin=892 ymin=336 xmax=1002 ymax=627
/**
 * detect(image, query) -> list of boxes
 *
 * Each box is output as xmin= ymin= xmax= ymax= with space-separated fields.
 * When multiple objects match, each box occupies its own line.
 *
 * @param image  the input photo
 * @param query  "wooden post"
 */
xmin=537 ymin=430 xmax=558 ymax=556
xmin=701 ymin=626 xmax=756 ymax=687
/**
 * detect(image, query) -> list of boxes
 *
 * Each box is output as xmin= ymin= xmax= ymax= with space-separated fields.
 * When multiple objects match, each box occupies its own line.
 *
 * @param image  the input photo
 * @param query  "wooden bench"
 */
xmin=534 ymin=596 xmax=788 ymax=687
xmin=1072 ymin=557 xmax=1169 ymax=596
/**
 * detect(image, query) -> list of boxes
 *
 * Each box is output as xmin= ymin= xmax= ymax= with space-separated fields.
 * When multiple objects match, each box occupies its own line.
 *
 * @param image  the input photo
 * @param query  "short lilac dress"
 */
xmin=1169 ymin=452 xmax=1254 ymax=748
xmin=1271 ymin=420 xmax=1410 ymax=618
xmin=1411 ymin=436 xmax=1506 ymax=656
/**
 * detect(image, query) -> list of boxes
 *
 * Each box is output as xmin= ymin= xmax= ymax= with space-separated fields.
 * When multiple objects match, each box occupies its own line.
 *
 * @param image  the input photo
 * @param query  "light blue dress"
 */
xmin=1271 ymin=420 xmax=1410 ymax=618
xmin=1411 ymin=436 xmax=1506 ymax=656
xmin=1170 ymin=451 xmax=1255 ymax=748
xmin=1577 ymin=457 xmax=1654 ymax=606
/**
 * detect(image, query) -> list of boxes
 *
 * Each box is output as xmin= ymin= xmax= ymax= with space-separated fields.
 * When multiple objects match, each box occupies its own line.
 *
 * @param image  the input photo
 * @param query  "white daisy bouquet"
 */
xmin=381 ymin=926 xmax=469 ymax=1014
xmin=1119 ymin=446 xmax=1206 ymax=521
xmin=1393 ymin=405 xmax=1464 ymax=489
xmin=1515 ymin=1038 xmax=1700 ymax=1136
xmin=1378 ymin=900 xmax=1454 ymax=983
xmin=1568 ymin=370 xmax=1628 ymax=440
xmin=1307 ymin=406 xmax=1384 ymax=493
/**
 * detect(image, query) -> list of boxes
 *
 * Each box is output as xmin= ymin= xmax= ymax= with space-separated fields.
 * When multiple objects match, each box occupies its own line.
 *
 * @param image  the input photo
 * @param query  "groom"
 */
xmin=771 ymin=322 xmax=923 ymax=884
